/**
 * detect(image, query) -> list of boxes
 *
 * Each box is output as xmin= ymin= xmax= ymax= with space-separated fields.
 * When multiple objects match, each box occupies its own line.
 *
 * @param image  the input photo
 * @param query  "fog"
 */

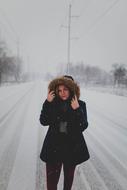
xmin=0 ymin=82 xmax=127 ymax=190
xmin=0 ymin=0 xmax=127 ymax=75
xmin=0 ymin=1 xmax=127 ymax=189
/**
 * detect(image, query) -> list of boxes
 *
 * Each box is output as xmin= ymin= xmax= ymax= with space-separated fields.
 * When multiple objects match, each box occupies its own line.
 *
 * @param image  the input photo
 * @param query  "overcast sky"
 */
xmin=0 ymin=0 xmax=127 ymax=75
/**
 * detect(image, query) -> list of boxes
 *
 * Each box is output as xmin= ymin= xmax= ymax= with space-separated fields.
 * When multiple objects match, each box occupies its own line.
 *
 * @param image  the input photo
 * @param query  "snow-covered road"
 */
xmin=0 ymin=81 xmax=127 ymax=190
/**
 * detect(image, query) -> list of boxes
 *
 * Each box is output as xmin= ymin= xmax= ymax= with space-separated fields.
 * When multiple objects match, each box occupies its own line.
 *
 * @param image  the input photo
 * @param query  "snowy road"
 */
xmin=0 ymin=81 xmax=127 ymax=190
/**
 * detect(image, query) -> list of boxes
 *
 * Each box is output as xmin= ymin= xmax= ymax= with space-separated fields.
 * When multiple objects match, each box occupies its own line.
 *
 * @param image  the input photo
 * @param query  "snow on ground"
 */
xmin=0 ymin=81 xmax=127 ymax=190
xmin=85 ymin=85 xmax=127 ymax=97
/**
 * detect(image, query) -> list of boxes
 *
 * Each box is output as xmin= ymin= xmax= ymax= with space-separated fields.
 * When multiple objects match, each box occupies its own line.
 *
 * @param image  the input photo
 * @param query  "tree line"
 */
xmin=0 ymin=40 xmax=22 ymax=85
xmin=57 ymin=61 xmax=127 ymax=87
xmin=1 ymin=36 xmax=127 ymax=88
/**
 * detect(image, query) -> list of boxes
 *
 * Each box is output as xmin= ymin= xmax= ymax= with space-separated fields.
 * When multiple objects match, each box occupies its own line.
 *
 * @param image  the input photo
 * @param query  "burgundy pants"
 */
xmin=46 ymin=162 xmax=76 ymax=190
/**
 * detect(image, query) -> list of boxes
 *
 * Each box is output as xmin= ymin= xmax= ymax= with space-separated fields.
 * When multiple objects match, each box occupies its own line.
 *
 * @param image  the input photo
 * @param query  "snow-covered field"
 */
xmin=85 ymin=85 xmax=127 ymax=97
xmin=0 ymin=81 xmax=127 ymax=190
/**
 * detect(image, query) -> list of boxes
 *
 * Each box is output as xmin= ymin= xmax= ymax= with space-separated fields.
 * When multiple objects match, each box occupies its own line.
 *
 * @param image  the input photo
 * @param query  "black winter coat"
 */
xmin=39 ymin=97 xmax=90 ymax=166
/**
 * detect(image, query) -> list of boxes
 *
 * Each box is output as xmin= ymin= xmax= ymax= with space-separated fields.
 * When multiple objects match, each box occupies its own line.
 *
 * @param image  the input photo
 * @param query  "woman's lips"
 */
xmin=61 ymin=96 xmax=66 ymax=99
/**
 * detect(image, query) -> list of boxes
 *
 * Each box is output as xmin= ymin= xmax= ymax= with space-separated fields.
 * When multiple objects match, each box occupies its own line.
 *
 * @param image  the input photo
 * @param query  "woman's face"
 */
xmin=58 ymin=85 xmax=70 ymax=100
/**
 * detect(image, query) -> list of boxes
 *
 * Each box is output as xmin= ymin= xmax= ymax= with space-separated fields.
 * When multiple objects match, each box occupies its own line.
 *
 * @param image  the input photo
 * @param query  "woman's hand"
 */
xmin=47 ymin=90 xmax=55 ymax=102
xmin=71 ymin=95 xmax=79 ymax=110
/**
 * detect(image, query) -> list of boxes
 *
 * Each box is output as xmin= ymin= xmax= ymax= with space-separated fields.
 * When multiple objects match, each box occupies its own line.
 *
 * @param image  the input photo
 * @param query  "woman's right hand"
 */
xmin=47 ymin=90 xmax=55 ymax=102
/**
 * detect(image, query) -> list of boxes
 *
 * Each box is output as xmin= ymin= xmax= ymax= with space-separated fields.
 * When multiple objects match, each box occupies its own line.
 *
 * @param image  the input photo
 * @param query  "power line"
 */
xmin=80 ymin=0 xmax=120 ymax=38
xmin=70 ymin=0 xmax=75 ymax=6
xmin=75 ymin=0 xmax=90 ymax=18
xmin=59 ymin=0 xmax=120 ymax=72
xmin=59 ymin=1 xmax=75 ymax=31
xmin=0 ymin=20 xmax=17 ymax=44
xmin=0 ymin=7 xmax=21 ymax=60
xmin=60 ymin=2 xmax=79 ymax=74
xmin=0 ymin=7 xmax=19 ymax=40
xmin=0 ymin=12 xmax=30 ymax=74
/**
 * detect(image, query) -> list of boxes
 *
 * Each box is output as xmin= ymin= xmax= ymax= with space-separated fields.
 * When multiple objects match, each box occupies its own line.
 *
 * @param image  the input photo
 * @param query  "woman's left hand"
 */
xmin=71 ymin=95 xmax=79 ymax=110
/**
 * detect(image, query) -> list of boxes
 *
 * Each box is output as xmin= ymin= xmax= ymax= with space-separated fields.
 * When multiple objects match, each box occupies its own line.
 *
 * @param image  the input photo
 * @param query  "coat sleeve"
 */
xmin=73 ymin=101 xmax=88 ymax=132
xmin=39 ymin=99 xmax=55 ymax=126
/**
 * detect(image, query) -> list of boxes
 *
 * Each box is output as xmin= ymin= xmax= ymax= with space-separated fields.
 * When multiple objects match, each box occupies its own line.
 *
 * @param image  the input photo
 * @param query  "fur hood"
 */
xmin=48 ymin=76 xmax=80 ymax=99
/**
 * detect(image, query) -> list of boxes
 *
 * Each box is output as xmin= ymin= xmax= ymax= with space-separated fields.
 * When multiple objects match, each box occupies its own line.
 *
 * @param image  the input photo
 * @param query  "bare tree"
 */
xmin=68 ymin=62 xmax=111 ymax=86
xmin=111 ymin=63 xmax=127 ymax=86
xmin=0 ymin=38 xmax=23 ymax=84
xmin=0 ymin=41 xmax=7 ymax=84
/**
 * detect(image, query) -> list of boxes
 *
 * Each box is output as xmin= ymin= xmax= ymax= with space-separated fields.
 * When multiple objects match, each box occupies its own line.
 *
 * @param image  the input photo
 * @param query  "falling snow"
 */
xmin=0 ymin=81 xmax=127 ymax=190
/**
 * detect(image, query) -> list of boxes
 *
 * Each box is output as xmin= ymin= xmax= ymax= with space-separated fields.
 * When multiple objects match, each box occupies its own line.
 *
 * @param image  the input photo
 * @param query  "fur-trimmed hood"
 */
xmin=48 ymin=76 xmax=80 ymax=99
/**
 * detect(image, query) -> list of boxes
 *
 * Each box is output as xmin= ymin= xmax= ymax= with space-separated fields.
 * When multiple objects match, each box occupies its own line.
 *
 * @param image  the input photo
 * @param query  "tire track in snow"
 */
xmin=86 ymin=131 xmax=127 ymax=190
xmin=0 ymin=87 xmax=34 ymax=190
xmin=0 ymin=86 xmax=34 ymax=161
xmin=87 ymin=133 xmax=127 ymax=181
xmin=79 ymin=160 xmax=109 ymax=190
xmin=88 ymin=105 xmax=127 ymax=132
xmin=83 ymin=89 xmax=127 ymax=124
xmin=89 ymin=112 xmax=127 ymax=146
xmin=0 ymin=86 xmax=34 ymax=139
xmin=35 ymin=124 xmax=47 ymax=190
xmin=6 ymin=83 xmax=40 ymax=190
xmin=0 ymin=83 xmax=31 ymax=103
xmin=75 ymin=166 xmax=91 ymax=190
xmin=0 ymin=84 xmax=34 ymax=126
xmin=89 ymin=115 xmax=127 ymax=166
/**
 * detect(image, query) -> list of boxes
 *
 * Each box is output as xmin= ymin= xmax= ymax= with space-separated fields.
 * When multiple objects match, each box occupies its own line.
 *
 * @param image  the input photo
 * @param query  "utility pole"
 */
xmin=66 ymin=4 xmax=79 ymax=74
xmin=67 ymin=4 xmax=71 ymax=75
xmin=61 ymin=3 xmax=79 ymax=74
xmin=17 ymin=39 xmax=20 ymax=59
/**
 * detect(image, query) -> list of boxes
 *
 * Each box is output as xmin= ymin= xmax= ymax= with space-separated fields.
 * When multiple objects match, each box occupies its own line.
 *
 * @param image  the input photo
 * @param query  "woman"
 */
xmin=39 ymin=75 xmax=90 ymax=190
